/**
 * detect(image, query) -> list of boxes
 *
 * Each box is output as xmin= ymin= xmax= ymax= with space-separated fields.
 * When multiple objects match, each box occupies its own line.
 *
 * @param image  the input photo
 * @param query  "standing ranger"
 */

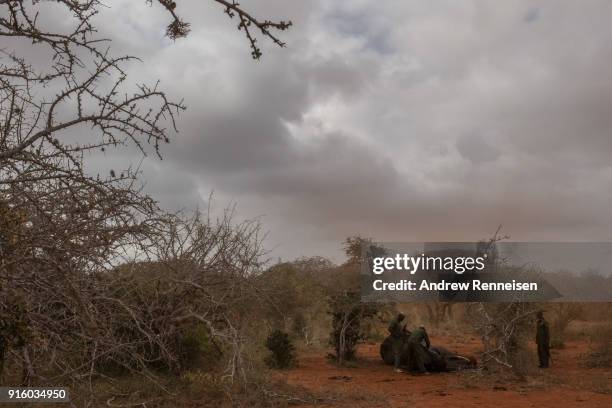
xmin=388 ymin=313 xmax=408 ymax=372
xmin=535 ymin=310 xmax=550 ymax=368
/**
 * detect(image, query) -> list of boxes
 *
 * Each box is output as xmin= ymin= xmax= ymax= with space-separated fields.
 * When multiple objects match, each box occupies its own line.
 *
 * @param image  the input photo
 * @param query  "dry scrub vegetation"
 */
xmin=0 ymin=1 xmax=297 ymax=406
xmin=1 ymin=2 xmax=611 ymax=407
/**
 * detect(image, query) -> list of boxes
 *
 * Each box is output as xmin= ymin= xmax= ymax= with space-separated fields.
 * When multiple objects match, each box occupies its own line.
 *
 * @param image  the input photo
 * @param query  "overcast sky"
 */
xmin=77 ymin=0 xmax=612 ymax=262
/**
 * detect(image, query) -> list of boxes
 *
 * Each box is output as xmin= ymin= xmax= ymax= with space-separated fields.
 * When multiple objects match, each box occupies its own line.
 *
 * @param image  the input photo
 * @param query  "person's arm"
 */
xmin=423 ymin=330 xmax=431 ymax=348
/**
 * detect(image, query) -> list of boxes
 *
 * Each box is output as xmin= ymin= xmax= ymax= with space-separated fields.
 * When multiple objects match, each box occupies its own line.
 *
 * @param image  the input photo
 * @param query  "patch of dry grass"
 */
xmin=583 ymin=324 xmax=612 ymax=369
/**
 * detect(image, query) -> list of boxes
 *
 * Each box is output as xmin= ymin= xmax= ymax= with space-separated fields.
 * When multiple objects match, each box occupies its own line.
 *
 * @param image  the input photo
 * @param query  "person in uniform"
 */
xmin=535 ymin=310 xmax=550 ymax=368
xmin=388 ymin=313 xmax=408 ymax=372
xmin=407 ymin=326 xmax=431 ymax=374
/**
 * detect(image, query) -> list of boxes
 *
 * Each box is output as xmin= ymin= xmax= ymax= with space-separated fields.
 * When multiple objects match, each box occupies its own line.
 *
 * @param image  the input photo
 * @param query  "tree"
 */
xmin=326 ymin=237 xmax=382 ymax=365
xmin=328 ymin=290 xmax=378 ymax=364
xmin=0 ymin=0 xmax=290 ymax=400
xmin=343 ymin=235 xmax=370 ymax=265
xmin=467 ymin=229 xmax=537 ymax=378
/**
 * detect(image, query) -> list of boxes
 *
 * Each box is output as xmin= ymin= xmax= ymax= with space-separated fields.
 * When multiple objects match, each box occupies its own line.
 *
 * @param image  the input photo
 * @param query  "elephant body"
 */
xmin=380 ymin=335 xmax=476 ymax=372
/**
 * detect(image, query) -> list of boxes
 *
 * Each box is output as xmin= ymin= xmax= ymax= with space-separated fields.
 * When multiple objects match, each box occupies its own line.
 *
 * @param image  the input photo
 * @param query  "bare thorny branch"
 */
xmin=468 ymin=228 xmax=538 ymax=373
xmin=153 ymin=0 xmax=292 ymax=58
xmin=1 ymin=0 xmax=290 ymax=161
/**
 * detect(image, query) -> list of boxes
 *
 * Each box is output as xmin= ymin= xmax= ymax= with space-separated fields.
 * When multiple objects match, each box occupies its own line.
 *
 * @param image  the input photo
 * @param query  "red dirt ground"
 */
xmin=278 ymin=336 xmax=612 ymax=408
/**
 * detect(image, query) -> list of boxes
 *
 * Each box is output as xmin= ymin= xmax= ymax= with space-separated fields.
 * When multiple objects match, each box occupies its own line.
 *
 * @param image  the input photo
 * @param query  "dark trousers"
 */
xmin=537 ymin=344 xmax=550 ymax=368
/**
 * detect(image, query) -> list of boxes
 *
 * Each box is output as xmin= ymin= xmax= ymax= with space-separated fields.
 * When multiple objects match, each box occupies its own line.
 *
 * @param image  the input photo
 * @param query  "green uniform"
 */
xmin=388 ymin=316 xmax=406 ymax=369
xmin=407 ymin=327 xmax=431 ymax=373
xmin=536 ymin=317 xmax=550 ymax=368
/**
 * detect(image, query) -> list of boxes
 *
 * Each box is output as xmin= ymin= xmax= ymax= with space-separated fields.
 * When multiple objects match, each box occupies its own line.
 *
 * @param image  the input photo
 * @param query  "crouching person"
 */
xmin=407 ymin=326 xmax=431 ymax=374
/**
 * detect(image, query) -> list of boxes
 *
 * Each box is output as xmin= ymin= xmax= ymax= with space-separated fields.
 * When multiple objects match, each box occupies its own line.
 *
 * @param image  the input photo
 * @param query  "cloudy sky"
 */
xmin=74 ymin=1 xmax=612 ymax=262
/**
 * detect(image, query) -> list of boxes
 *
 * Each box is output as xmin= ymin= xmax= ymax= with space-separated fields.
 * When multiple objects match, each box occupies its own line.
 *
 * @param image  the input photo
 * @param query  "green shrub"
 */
xmin=264 ymin=330 xmax=296 ymax=369
xmin=178 ymin=324 xmax=221 ymax=371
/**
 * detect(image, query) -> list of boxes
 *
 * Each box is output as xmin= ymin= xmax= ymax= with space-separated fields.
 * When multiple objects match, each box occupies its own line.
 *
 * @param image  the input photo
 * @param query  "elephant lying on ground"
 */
xmin=380 ymin=335 xmax=477 ymax=372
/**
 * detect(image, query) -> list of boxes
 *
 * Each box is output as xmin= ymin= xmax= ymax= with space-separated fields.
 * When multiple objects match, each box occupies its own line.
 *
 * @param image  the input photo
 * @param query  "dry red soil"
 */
xmin=279 ymin=336 xmax=612 ymax=408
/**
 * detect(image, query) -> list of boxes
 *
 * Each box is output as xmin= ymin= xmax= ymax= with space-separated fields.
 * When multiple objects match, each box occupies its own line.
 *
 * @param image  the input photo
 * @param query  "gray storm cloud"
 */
xmin=33 ymin=0 xmax=612 ymax=261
